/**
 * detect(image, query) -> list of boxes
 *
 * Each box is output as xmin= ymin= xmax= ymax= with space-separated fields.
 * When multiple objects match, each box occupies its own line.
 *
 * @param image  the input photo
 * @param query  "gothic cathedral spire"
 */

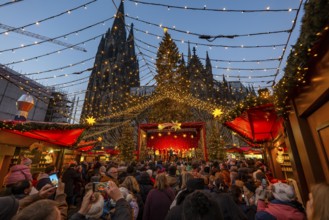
xmin=187 ymin=41 xmax=192 ymax=64
xmin=81 ymin=0 xmax=139 ymax=121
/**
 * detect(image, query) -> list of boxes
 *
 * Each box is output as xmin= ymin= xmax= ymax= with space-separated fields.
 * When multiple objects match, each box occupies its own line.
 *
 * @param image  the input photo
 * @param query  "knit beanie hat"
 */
xmin=3 ymin=165 xmax=32 ymax=186
xmin=21 ymin=157 xmax=32 ymax=166
xmin=272 ymin=182 xmax=295 ymax=202
xmin=86 ymin=193 xmax=104 ymax=219
xmin=0 ymin=195 xmax=19 ymax=220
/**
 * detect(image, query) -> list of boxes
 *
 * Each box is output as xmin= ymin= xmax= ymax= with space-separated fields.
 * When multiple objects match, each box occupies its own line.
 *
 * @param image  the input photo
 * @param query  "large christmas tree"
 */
xmin=117 ymin=123 xmax=136 ymax=162
xmin=149 ymin=31 xmax=193 ymax=123
xmin=155 ymin=31 xmax=182 ymax=89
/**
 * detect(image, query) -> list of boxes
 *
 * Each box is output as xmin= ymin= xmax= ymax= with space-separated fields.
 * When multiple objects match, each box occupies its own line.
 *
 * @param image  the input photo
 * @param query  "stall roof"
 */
xmin=224 ymin=104 xmax=283 ymax=143
xmin=0 ymin=120 xmax=86 ymax=147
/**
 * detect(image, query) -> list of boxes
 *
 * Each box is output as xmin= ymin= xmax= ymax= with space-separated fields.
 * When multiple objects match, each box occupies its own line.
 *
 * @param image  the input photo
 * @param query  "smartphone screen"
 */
xmin=49 ymin=173 xmax=59 ymax=187
xmin=93 ymin=182 xmax=108 ymax=192
xmin=261 ymin=178 xmax=267 ymax=188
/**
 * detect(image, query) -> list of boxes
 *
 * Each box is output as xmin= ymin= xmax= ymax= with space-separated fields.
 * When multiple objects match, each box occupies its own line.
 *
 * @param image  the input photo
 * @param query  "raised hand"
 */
xmin=105 ymin=181 xmax=124 ymax=202
xmin=78 ymin=190 xmax=94 ymax=215
xmin=39 ymin=184 xmax=56 ymax=199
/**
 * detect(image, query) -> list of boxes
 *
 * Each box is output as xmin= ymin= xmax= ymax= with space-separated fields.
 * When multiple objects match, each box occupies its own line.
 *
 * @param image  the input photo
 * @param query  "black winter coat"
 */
xmin=62 ymin=168 xmax=81 ymax=197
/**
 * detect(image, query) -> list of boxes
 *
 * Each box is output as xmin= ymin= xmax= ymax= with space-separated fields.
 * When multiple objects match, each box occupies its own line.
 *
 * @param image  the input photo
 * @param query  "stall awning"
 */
xmin=0 ymin=120 xmax=86 ymax=147
xmin=224 ymin=104 xmax=283 ymax=143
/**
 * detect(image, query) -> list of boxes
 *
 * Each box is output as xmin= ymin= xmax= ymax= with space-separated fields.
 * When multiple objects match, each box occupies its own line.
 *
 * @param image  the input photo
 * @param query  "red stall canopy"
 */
xmin=224 ymin=104 xmax=283 ymax=143
xmin=0 ymin=120 xmax=86 ymax=147
xmin=76 ymin=140 xmax=98 ymax=152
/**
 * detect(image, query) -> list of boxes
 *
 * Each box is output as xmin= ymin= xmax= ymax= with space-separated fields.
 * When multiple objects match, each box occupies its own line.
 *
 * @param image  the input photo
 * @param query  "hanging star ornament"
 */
xmin=86 ymin=116 xmax=96 ymax=126
xmin=171 ymin=121 xmax=182 ymax=131
xmin=212 ymin=108 xmax=223 ymax=118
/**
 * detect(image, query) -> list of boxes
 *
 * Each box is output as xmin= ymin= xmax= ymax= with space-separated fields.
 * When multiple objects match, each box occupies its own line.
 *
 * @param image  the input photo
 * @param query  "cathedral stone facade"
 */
xmin=81 ymin=1 xmax=139 ymax=120
xmin=81 ymin=1 xmax=252 ymax=122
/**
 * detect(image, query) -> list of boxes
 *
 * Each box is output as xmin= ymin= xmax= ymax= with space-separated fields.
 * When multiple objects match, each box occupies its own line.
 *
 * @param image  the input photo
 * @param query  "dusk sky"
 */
xmin=0 ymin=0 xmax=304 ymax=118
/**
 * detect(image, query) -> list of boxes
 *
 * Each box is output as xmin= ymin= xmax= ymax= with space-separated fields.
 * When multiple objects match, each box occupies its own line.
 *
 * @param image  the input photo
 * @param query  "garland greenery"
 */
xmin=219 ymin=94 xmax=272 ymax=123
xmin=273 ymin=0 xmax=329 ymax=117
xmin=0 ymin=121 xmax=88 ymax=132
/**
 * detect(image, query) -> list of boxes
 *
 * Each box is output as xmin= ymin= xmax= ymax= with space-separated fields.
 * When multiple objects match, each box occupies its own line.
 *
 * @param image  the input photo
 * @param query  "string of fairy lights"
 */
xmin=135 ymin=37 xmax=282 ymax=65
xmin=0 ymin=16 xmax=114 ymax=53
xmin=1 ymin=2 xmax=294 ymax=64
xmin=135 ymin=38 xmax=283 ymax=62
xmin=128 ymin=0 xmax=298 ymax=13
xmin=125 ymin=14 xmax=292 ymax=39
xmin=2 ymin=12 xmax=288 ymax=83
xmin=0 ymin=0 xmax=97 ymax=35
xmin=4 ymin=33 xmax=105 ymax=66
xmin=3 ymin=36 xmax=279 ymax=86
xmin=271 ymin=0 xmax=304 ymax=86
xmin=0 ymin=0 xmax=305 ymax=131
xmin=25 ymin=58 xmax=94 ymax=76
xmin=133 ymin=29 xmax=287 ymax=50
xmin=0 ymin=0 xmax=23 ymax=8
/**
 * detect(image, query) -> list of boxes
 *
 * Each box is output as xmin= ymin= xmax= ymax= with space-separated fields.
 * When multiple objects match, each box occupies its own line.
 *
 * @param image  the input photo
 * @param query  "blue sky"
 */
xmin=0 ymin=0 xmax=304 ymax=118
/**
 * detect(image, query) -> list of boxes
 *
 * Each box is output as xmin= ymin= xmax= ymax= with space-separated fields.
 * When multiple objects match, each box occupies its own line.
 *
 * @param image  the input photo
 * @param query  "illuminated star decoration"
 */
xmin=97 ymin=136 xmax=102 ymax=142
xmin=212 ymin=108 xmax=223 ymax=118
xmin=86 ymin=116 xmax=96 ymax=126
xmin=171 ymin=121 xmax=182 ymax=131
xmin=158 ymin=124 xmax=165 ymax=130
xmin=158 ymin=122 xmax=172 ymax=130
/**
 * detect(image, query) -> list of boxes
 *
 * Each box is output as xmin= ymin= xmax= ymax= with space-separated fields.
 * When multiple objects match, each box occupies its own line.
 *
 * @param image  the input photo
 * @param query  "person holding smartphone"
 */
xmin=12 ymin=181 xmax=68 ymax=220
xmin=70 ymin=181 xmax=132 ymax=220
xmin=36 ymin=165 xmax=57 ymax=190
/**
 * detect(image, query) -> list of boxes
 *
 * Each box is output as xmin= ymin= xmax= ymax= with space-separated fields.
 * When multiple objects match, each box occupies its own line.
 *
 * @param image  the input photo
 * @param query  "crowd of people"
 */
xmin=0 ymin=156 xmax=328 ymax=220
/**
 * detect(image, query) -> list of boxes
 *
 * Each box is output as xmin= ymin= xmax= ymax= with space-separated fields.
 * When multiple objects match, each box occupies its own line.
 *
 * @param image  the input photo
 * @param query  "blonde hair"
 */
xmin=155 ymin=173 xmax=169 ymax=191
xmin=310 ymin=183 xmax=329 ymax=220
xmin=120 ymin=176 xmax=140 ymax=193
xmin=181 ymin=172 xmax=193 ymax=189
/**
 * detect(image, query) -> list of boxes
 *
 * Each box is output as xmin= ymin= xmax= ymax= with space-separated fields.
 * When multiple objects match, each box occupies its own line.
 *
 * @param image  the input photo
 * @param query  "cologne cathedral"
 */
xmin=81 ymin=1 xmax=139 ymax=119
xmin=81 ymin=1 xmax=253 ymax=146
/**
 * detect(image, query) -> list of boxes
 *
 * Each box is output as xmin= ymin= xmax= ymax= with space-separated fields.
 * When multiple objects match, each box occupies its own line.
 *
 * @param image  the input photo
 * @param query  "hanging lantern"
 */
xmin=15 ymin=94 xmax=35 ymax=121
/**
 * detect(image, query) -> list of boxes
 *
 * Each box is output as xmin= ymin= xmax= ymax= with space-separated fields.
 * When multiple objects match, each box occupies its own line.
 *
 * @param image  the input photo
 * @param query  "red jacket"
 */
xmin=256 ymin=199 xmax=306 ymax=220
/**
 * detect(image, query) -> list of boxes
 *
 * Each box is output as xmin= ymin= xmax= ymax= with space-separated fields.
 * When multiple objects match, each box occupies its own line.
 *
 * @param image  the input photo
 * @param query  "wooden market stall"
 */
xmin=0 ymin=120 xmax=86 ymax=188
xmin=272 ymin=1 xmax=329 ymax=203
xmin=274 ymin=30 xmax=329 ymax=202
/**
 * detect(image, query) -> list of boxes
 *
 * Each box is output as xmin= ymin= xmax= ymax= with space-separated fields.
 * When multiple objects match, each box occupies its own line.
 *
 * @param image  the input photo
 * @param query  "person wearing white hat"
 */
xmin=255 ymin=182 xmax=306 ymax=220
